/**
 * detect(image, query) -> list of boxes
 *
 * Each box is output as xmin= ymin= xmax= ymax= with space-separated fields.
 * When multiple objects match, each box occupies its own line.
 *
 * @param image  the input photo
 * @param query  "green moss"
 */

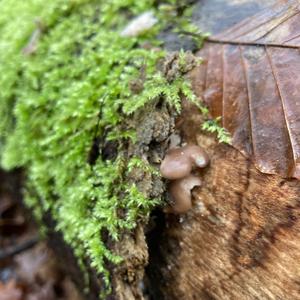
xmin=0 ymin=0 xmax=203 ymax=296
xmin=202 ymin=117 xmax=231 ymax=144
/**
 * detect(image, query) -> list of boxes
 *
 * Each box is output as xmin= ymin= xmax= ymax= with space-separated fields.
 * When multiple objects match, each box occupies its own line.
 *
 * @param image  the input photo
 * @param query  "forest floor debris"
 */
xmin=0 ymin=180 xmax=83 ymax=300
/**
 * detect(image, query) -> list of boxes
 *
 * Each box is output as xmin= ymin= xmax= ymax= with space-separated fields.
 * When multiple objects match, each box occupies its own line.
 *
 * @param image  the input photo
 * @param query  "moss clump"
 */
xmin=0 ymin=0 xmax=202 ymax=296
xmin=202 ymin=117 xmax=231 ymax=144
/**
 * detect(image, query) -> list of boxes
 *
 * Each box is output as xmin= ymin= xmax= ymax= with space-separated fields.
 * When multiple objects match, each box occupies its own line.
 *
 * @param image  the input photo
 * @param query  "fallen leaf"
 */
xmin=190 ymin=0 xmax=300 ymax=178
xmin=0 ymin=173 xmax=83 ymax=300
xmin=22 ymin=19 xmax=44 ymax=56
xmin=15 ymin=244 xmax=58 ymax=284
xmin=26 ymin=282 xmax=56 ymax=300
xmin=120 ymin=11 xmax=157 ymax=37
xmin=0 ymin=280 xmax=23 ymax=300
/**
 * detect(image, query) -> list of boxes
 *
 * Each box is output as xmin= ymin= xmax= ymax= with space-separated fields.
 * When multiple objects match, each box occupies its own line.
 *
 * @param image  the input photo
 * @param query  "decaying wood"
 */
xmin=146 ymin=101 xmax=300 ymax=299
xmin=4 ymin=2 xmax=300 ymax=300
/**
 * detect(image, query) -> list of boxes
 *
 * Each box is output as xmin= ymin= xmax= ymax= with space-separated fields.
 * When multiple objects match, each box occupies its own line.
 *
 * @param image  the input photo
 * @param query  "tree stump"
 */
xmin=3 ymin=1 xmax=300 ymax=299
xmin=146 ymin=101 xmax=300 ymax=299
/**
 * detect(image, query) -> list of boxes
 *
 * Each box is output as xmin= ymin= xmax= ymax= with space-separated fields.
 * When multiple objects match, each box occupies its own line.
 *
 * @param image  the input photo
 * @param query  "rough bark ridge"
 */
xmin=47 ymin=102 xmax=175 ymax=300
xmin=0 ymin=101 xmax=175 ymax=300
xmin=147 ymin=101 xmax=300 ymax=299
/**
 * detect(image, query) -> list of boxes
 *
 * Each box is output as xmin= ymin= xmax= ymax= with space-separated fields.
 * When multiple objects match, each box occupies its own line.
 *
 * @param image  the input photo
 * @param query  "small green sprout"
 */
xmin=202 ymin=117 xmax=231 ymax=144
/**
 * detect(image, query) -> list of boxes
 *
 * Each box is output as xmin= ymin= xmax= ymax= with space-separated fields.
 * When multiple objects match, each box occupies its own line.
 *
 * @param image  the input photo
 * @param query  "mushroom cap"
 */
xmin=182 ymin=145 xmax=210 ymax=168
xmin=160 ymin=145 xmax=209 ymax=180
xmin=160 ymin=148 xmax=192 ymax=180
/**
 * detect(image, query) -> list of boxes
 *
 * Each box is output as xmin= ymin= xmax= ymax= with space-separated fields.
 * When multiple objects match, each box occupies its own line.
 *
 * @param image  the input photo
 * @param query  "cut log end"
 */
xmin=146 ymin=100 xmax=300 ymax=300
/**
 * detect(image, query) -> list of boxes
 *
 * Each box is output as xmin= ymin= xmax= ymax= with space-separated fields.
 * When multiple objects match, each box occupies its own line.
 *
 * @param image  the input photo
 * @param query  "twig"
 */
xmin=0 ymin=236 xmax=39 ymax=260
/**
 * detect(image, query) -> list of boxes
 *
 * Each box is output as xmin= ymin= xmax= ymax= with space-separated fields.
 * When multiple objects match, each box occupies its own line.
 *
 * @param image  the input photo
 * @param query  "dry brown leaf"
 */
xmin=0 ymin=280 xmax=23 ymax=300
xmin=26 ymin=282 xmax=56 ymax=300
xmin=15 ymin=243 xmax=60 ymax=284
xmin=190 ymin=0 xmax=300 ymax=178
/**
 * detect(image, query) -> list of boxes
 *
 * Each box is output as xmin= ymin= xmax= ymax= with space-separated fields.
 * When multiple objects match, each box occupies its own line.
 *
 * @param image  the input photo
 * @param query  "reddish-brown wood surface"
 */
xmin=147 ymin=101 xmax=300 ymax=300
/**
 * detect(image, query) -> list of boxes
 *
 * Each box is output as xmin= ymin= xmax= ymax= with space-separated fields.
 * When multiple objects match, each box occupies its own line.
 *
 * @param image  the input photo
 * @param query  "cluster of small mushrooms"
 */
xmin=160 ymin=145 xmax=209 ymax=214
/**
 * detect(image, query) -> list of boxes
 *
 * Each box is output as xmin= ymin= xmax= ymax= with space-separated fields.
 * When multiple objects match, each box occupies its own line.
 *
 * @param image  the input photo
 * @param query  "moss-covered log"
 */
xmin=0 ymin=0 xmax=201 ymax=298
xmin=2 ymin=0 xmax=300 ymax=299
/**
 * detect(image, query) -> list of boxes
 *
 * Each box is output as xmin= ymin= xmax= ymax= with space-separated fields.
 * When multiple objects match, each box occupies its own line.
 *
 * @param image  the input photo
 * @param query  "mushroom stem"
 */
xmin=166 ymin=175 xmax=202 ymax=214
xmin=160 ymin=144 xmax=209 ymax=214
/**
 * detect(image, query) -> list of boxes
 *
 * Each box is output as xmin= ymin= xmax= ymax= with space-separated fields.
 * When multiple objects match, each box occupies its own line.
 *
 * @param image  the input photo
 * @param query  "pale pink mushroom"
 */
xmin=160 ymin=144 xmax=209 ymax=214
xmin=165 ymin=174 xmax=202 ymax=214
xmin=160 ymin=145 xmax=209 ymax=179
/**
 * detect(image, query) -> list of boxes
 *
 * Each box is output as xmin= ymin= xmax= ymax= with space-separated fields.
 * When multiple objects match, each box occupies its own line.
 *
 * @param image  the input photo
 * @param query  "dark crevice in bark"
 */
xmin=144 ymin=208 xmax=167 ymax=300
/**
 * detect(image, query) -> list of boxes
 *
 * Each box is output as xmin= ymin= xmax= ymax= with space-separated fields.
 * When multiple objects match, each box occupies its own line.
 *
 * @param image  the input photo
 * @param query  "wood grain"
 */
xmin=147 ymin=101 xmax=300 ymax=300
